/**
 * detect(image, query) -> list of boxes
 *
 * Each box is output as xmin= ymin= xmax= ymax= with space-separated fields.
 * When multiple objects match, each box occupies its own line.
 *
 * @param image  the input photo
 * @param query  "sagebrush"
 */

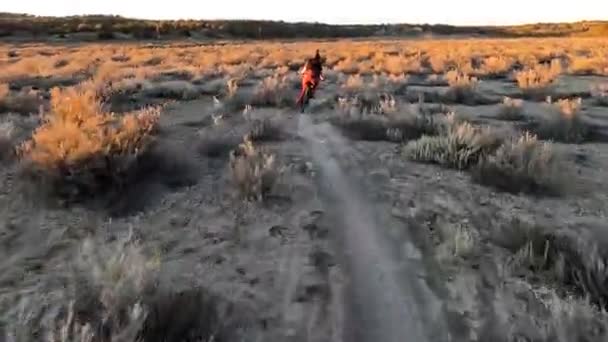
xmin=18 ymin=86 xmax=160 ymax=203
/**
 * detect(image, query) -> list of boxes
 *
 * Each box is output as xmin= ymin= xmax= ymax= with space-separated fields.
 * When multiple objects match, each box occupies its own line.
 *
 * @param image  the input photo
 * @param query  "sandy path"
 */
xmin=297 ymin=114 xmax=448 ymax=342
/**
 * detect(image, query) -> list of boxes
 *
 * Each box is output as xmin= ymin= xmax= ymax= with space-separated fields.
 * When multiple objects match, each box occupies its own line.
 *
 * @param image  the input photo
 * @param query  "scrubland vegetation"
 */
xmin=1 ymin=32 xmax=608 ymax=341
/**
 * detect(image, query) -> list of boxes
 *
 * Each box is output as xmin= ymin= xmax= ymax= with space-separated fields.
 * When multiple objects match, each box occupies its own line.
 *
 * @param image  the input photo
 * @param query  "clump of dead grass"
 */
xmin=4 ymin=235 xmax=154 ymax=342
xmin=530 ymin=98 xmax=592 ymax=143
xmin=17 ymin=86 xmax=161 ymax=204
xmin=142 ymin=80 xmax=200 ymax=100
xmin=0 ymin=83 xmax=8 ymax=102
xmin=377 ymin=55 xmax=422 ymax=75
xmin=496 ymin=219 xmax=608 ymax=311
xmin=0 ymin=121 xmax=16 ymax=162
xmin=479 ymin=55 xmax=513 ymax=78
xmin=333 ymin=57 xmax=360 ymax=74
xmin=229 ymin=138 xmax=279 ymax=201
xmin=404 ymin=119 xmax=504 ymax=170
xmin=332 ymin=109 xmax=443 ymax=143
xmin=515 ymin=62 xmax=561 ymax=99
xmin=227 ymin=77 xmax=239 ymax=98
xmin=443 ymin=70 xmax=479 ymax=104
xmin=250 ymin=75 xmax=293 ymax=107
xmin=0 ymin=86 xmax=45 ymax=115
xmin=569 ymin=55 xmax=608 ymax=76
xmin=247 ymin=118 xmax=283 ymax=142
xmin=341 ymin=75 xmax=365 ymax=93
xmin=337 ymin=93 xmax=398 ymax=116
xmin=435 ymin=222 xmax=478 ymax=263
xmin=473 ymin=132 xmax=564 ymax=195
xmin=478 ymin=280 xmax=608 ymax=342
xmin=497 ymin=97 xmax=525 ymax=121
xmin=591 ymin=83 xmax=608 ymax=106
xmin=4 ymin=232 xmax=244 ymax=342
xmin=428 ymin=53 xmax=453 ymax=73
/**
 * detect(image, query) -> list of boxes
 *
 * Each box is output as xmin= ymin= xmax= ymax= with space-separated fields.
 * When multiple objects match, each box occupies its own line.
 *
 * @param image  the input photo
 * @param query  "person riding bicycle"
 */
xmin=297 ymin=50 xmax=325 ymax=107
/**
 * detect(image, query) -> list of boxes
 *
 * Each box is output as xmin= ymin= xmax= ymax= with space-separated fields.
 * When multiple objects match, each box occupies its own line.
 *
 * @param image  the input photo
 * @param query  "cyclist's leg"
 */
xmin=309 ymin=79 xmax=319 ymax=98
xmin=296 ymin=81 xmax=307 ymax=105
xmin=297 ymin=74 xmax=312 ymax=105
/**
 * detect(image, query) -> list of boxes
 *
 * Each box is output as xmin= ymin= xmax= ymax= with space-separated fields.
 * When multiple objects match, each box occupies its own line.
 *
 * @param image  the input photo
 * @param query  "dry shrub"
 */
xmin=553 ymin=237 xmax=608 ymax=311
xmin=496 ymin=220 xmax=608 ymax=312
xmin=530 ymin=98 xmax=592 ymax=143
xmin=376 ymin=93 xmax=399 ymax=114
xmin=227 ymin=77 xmax=239 ymax=98
xmin=331 ymin=116 xmax=388 ymax=141
xmin=478 ymin=280 xmax=608 ymax=342
xmin=591 ymin=83 xmax=608 ymax=106
xmin=435 ymin=222 xmax=478 ymax=265
xmin=480 ymin=56 xmax=513 ymax=78
xmin=138 ymin=288 xmax=246 ymax=342
xmin=0 ymin=87 xmax=45 ymax=115
xmin=94 ymin=62 xmax=125 ymax=85
xmin=142 ymin=80 xmax=200 ymax=100
xmin=428 ymin=54 xmax=452 ymax=73
xmin=515 ymin=62 xmax=561 ymax=99
xmin=4 ymin=234 xmax=244 ymax=342
xmin=0 ymin=121 xmax=15 ymax=162
xmin=333 ymin=58 xmax=360 ymax=74
xmin=341 ymin=75 xmax=364 ymax=93
xmin=332 ymin=110 xmax=442 ymax=143
xmin=4 ymin=235 xmax=154 ymax=342
xmin=337 ymin=93 xmax=398 ymax=116
xmin=0 ymin=83 xmax=8 ymax=102
xmin=229 ymin=138 xmax=278 ymax=201
xmin=569 ymin=56 xmax=608 ymax=76
xmin=18 ymin=86 xmax=161 ymax=204
xmin=250 ymin=75 xmax=293 ymax=107
xmin=404 ymin=120 xmax=503 ymax=170
xmin=473 ymin=132 xmax=564 ymax=195
xmin=444 ymin=70 xmax=479 ymax=104
xmin=247 ymin=118 xmax=283 ymax=142
xmin=378 ymin=55 xmax=422 ymax=75
xmin=497 ymin=97 xmax=525 ymax=121
xmin=1 ymin=56 xmax=56 ymax=80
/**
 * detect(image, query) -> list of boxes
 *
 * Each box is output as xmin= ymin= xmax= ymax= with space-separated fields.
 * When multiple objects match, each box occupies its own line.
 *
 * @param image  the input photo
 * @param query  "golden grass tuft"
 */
xmin=404 ymin=120 xmax=504 ymax=170
xmin=569 ymin=55 xmax=608 ymax=76
xmin=250 ymin=75 xmax=294 ymax=107
xmin=591 ymin=83 xmax=608 ymax=106
xmin=0 ymin=83 xmax=8 ymax=102
xmin=515 ymin=62 xmax=561 ymax=99
xmin=498 ymin=97 xmax=525 ymax=121
xmin=473 ymin=132 xmax=564 ymax=195
xmin=444 ymin=70 xmax=479 ymax=104
xmin=0 ymin=121 xmax=15 ymax=162
xmin=341 ymin=75 xmax=365 ymax=93
xmin=377 ymin=55 xmax=422 ymax=75
xmin=247 ymin=118 xmax=283 ymax=142
xmin=479 ymin=55 xmax=513 ymax=77
xmin=229 ymin=138 xmax=279 ymax=201
xmin=428 ymin=53 xmax=453 ymax=73
xmin=529 ymin=98 xmax=591 ymax=143
xmin=18 ymin=86 xmax=160 ymax=202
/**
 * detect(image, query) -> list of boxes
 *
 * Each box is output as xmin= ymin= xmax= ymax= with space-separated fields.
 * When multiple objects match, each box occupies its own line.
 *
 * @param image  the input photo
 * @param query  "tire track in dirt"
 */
xmin=297 ymin=115 xmax=449 ymax=342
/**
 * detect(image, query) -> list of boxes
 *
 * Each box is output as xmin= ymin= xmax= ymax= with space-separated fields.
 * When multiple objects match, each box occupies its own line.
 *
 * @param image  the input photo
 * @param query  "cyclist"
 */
xmin=296 ymin=50 xmax=325 ymax=108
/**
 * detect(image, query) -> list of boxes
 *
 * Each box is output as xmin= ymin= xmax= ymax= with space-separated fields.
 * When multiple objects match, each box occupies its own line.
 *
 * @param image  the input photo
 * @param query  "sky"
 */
xmin=2 ymin=0 xmax=607 ymax=26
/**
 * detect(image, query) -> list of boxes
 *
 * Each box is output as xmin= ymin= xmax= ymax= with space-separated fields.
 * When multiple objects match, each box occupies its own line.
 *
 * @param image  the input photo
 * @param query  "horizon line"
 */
xmin=2 ymin=11 xmax=606 ymax=28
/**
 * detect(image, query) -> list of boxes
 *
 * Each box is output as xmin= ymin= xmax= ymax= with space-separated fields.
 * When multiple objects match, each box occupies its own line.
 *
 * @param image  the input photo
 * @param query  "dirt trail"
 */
xmin=297 ymin=114 xmax=448 ymax=342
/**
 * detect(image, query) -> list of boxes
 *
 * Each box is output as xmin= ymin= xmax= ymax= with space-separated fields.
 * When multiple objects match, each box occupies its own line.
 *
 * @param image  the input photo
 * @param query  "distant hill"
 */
xmin=1 ymin=12 xmax=607 ymax=41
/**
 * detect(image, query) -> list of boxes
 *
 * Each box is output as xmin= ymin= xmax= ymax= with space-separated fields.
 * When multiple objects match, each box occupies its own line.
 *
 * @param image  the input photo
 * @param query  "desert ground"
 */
xmin=0 ymin=37 xmax=608 ymax=341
